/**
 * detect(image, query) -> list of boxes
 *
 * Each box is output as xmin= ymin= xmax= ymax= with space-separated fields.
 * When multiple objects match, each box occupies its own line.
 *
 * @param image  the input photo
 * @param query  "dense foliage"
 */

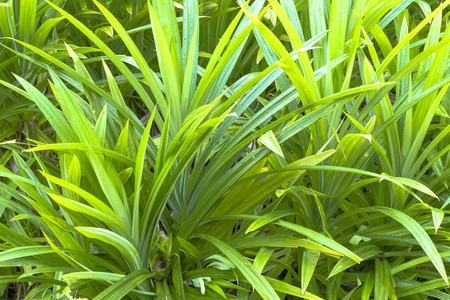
xmin=0 ymin=0 xmax=449 ymax=299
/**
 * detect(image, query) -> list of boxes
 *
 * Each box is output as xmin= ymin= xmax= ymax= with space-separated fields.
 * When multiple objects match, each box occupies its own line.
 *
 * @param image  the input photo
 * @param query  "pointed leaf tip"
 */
xmin=259 ymin=130 xmax=284 ymax=158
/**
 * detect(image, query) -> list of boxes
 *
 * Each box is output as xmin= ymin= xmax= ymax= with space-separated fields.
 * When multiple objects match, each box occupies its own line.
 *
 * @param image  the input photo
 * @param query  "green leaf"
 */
xmin=246 ymin=210 xmax=297 ymax=233
xmin=253 ymin=247 xmax=275 ymax=274
xmin=19 ymin=0 xmax=36 ymax=44
xmin=47 ymin=193 xmax=126 ymax=236
xmin=62 ymin=272 xmax=125 ymax=282
xmin=329 ymin=245 xmax=382 ymax=278
xmin=431 ymin=208 xmax=445 ymax=234
xmin=92 ymin=269 xmax=152 ymax=300
xmin=132 ymin=108 xmax=156 ymax=241
xmin=75 ymin=227 xmax=141 ymax=271
xmin=381 ymin=173 xmax=439 ymax=199
xmin=258 ymin=130 xmax=284 ymax=158
xmin=276 ymin=220 xmax=362 ymax=263
xmin=178 ymin=237 xmax=201 ymax=261
xmin=196 ymin=234 xmax=280 ymax=300
xmin=0 ymin=246 xmax=53 ymax=261
xmin=301 ymin=248 xmax=320 ymax=294
xmin=372 ymin=207 xmax=448 ymax=284
xmin=375 ymin=259 xmax=391 ymax=300
xmin=265 ymin=277 xmax=323 ymax=300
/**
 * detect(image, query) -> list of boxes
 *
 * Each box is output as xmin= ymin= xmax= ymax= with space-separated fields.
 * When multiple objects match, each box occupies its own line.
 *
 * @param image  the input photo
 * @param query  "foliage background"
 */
xmin=0 ymin=0 xmax=449 ymax=299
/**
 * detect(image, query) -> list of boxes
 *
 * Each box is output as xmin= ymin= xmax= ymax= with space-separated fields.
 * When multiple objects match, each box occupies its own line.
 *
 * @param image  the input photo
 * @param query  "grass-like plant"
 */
xmin=0 ymin=0 xmax=449 ymax=299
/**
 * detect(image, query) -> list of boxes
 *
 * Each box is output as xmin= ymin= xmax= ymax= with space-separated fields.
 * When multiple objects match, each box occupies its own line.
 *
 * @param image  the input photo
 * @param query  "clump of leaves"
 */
xmin=0 ymin=0 xmax=449 ymax=299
